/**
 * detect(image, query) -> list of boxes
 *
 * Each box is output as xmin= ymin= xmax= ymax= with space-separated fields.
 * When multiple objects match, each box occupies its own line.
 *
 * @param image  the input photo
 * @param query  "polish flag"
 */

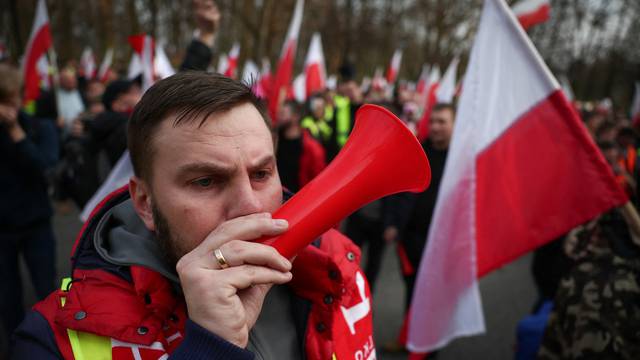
xmin=217 ymin=53 xmax=228 ymax=74
xmin=371 ymin=67 xmax=387 ymax=92
xmin=293 ymin=73 xmax=306 ymax=103
xmin=269 ymin=0 xmax=305 ymax=124
xmin=256 ymin=58 xmax=272 ymax=99
xmin=97 ymin=48 xmax=114 ymax=82
xmin=416 ymin=64 xmax=430 ymax=95
xmin=512 ymin=0 xmax=551 ymax=30
xmin=435 ymin=56 xmax=459 ymax=103
xmin=128 ymin=34 xmax=155 ymax=91
xmin=407 ymin=0 xmax=627 ymax=353
xmin=154 ymin=44 xmax=175 ymax=80
xmin=416 ymin=66 xmax=441 ymax=142
xmin=224 ymin=43 xmax=241 ymax=78
xmin=22 ymin=0 xmax=52 ymax=105
xmin=304 ymin=32 xmax=326 ymax=97
xmin=242 ymin=60 xmax=260 ymax=85
xmin=80 ymin=47 xmax=96 ymax=79
xmin=386 ymin=49 xmax=403 ymax=84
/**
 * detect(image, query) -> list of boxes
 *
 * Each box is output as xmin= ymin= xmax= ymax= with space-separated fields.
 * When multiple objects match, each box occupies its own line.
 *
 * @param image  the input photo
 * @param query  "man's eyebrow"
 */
xmin=248 ymin=155 xmax=276 ymax=172
xmin=176 ymin=162 xmax=236 ymax=177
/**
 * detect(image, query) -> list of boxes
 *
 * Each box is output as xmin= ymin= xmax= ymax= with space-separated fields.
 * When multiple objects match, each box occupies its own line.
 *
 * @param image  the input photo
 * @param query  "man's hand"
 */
xmin=0 ymin=103 xmax=25 ymax=142
xmin=193 ymin=0 xmax=221 ymax=47
xmin=176 ymin=212 xmax=292 ymax=348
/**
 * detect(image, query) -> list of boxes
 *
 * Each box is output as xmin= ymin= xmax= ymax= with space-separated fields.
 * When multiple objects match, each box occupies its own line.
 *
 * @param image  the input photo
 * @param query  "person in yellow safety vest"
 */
xmin=324 ymin=63 xmax=363 ymax=162
xmin=301 ymin=95 xmax=332 ymax=144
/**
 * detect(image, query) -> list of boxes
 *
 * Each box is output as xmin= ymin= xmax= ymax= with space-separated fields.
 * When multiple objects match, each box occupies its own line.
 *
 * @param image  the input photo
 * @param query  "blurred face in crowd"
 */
xmin=59 ymin=70 xmax=78 ymax=91
xmin=0 ymin=64 xmax=21 ymax=110
xmin=429 ymin=107 xmax=455 ymax=149
xmin=310 ymin=97 xmax=325 ymax=120
xmin=134 ymin=103 xmax=282 ymax=264
xmin=277 ymin=104 xmax=296 ymax=128
xmin=112 ymin=84 xmax=142 ymax=113
xmin=86 ymin=80 xmax=105 ymax=102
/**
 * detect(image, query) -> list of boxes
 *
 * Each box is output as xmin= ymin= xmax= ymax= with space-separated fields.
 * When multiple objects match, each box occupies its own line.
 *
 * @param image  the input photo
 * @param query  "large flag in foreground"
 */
xmin=22 ymin=0 xmax=52 ymax=106
xmin=268 ymin=0 xmax=304 ymax=123
xmin=407 ymin=0 xmax=627 ymax=353
xmin=512 ymin=0 xmax=551 ymax=30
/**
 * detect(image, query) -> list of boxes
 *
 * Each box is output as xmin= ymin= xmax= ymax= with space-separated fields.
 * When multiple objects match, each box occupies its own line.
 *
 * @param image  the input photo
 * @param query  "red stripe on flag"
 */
xmin=475 ymin=90 xmax=627 ymax=277
xmin=23 ymin=24 xmax=52 ymax=103
xmin=517 ymin=4 xmax=550 ymax=30
xmin=269 ymin=42 xmax=296 ymax=124
xmin=305 ymin=62 xmax=324 ymax=97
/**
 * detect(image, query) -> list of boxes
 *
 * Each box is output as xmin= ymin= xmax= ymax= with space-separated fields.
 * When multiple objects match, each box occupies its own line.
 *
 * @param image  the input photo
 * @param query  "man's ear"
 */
xmin=129 ymin=176 xmax=156 ymax=231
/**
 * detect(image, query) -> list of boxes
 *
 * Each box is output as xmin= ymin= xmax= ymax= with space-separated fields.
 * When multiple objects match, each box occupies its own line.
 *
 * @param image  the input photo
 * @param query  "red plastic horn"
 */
xmin=262 ymin=104 xmax=431 ymax=258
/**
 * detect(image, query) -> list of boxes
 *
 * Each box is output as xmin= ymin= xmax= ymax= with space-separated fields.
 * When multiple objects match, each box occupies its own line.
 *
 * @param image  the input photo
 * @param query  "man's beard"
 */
xmin=152 ymin=202 xmax=184 ymax=270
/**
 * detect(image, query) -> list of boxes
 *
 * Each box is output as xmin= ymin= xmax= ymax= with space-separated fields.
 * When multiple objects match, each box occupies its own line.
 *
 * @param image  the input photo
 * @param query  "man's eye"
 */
xmin=253 ymin=170 xmax=270 ymax=180
xmin=193 ymin=177 xmax=213 ymax=187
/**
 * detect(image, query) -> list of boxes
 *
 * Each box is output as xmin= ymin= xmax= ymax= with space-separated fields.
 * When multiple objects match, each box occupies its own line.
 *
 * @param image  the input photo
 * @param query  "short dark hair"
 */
xmin=431 ymin=102 xmax=456 ymax=116
xmin=283 ymin=99 xmax=302 ymax=117
xmin=128 ymin=71 xmax=271 ymax=181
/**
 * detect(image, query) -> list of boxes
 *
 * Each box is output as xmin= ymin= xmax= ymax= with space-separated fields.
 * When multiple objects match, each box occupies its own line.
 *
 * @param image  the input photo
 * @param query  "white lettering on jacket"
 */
xmin=340 ymin=271 xmax=370 ymax=335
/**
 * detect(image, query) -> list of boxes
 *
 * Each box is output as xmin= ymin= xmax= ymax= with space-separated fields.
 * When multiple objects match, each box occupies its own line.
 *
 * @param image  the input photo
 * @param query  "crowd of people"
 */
xmin=1 ymin=0 xmax=639 ymax=359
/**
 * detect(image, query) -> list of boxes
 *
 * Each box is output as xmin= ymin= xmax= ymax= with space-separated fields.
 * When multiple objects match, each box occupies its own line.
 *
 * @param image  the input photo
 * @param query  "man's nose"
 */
xmin=226 ymin=177 xmax=263 ymax=219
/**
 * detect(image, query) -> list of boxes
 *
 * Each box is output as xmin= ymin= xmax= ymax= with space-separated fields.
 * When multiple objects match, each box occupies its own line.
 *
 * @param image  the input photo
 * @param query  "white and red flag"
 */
xmin=97 ymin=48 xmax=114 ymax=82
xmin=223 ymin=43 xmax=240 ymax=78
xmin=22 ymin=0 xmax=52 ymax=105
xmin=256 ymin=58 xmax=272 ymax=99
xmin=435 ymin=56 xmax=459 ymax=103
xmin=241 ymin=60 xmax=260 ymax=85
xmin=407 ymin=0 xmax=627 ymax=353
xmin=304 ymin=32 xmax=326 ymax=97
xmin=416 ymin=64 xmax=430 ymax=95
xmin=128 ymin=34 xmax=155 ymax=91
xmin=386 ymin=49 xmax=403 ymax=84
xmin=154 ymin=44 xmax=175 ymax=80
xmin=292 ymin=73 xmax=306 ymax=103
xmin=416 ymin=65 xmax=440 ymax=141
xmin=80 ymin=47 xmax=96 ymax=79
xmin=512 ymin=0 xmax=551 ymax=30
xmin=269 ymin=0 xmax=305 ymax=123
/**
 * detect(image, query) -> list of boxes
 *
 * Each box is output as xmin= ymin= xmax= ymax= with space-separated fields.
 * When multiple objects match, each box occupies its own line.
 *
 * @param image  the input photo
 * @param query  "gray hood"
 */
xmin=93 ymin=199 xmax=180 ymax=286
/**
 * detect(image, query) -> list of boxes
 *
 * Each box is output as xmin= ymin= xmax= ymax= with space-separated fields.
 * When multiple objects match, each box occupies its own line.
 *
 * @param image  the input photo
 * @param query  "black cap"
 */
xmin=102 ymin=79 xmax=135 ymax=111
xmin=338 ymin=63 xmax=355 ymax=83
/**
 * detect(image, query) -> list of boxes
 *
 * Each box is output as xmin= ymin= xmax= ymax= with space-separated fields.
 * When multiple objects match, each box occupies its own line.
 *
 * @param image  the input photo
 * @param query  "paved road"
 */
xmin=20 ymin=208 xmax=537 ymax=360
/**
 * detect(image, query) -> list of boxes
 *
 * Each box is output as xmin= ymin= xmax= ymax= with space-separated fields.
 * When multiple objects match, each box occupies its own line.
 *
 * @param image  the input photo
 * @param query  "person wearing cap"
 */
xmin=85 ymin=79 xmax=142 ymax=169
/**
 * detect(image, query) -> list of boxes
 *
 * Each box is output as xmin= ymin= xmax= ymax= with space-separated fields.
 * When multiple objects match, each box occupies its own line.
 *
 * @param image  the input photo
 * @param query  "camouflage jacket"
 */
xmin=538 ymin=211 xmax=640 ymax=360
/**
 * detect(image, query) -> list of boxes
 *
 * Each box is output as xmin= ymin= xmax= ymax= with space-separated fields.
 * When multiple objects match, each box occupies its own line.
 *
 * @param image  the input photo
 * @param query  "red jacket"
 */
xmin=19 ymin=187 xmax=375 ymax=360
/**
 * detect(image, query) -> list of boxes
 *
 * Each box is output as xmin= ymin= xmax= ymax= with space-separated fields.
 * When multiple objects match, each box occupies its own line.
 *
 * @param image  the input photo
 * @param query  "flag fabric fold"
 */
xmin=22 ymin=0 xmax=52 ymax=105
xmin=269 ymin=0 xmax=305 ymax=123
xmin=407 ymin=0 xmax=627 ymax=353
xmin=386 ymin=49 xmax=403 ymax=84
xmin=435 ymin=57 xmax=459 ymax=103
xmin=304 ymin=32 xmax=326 ymax=98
